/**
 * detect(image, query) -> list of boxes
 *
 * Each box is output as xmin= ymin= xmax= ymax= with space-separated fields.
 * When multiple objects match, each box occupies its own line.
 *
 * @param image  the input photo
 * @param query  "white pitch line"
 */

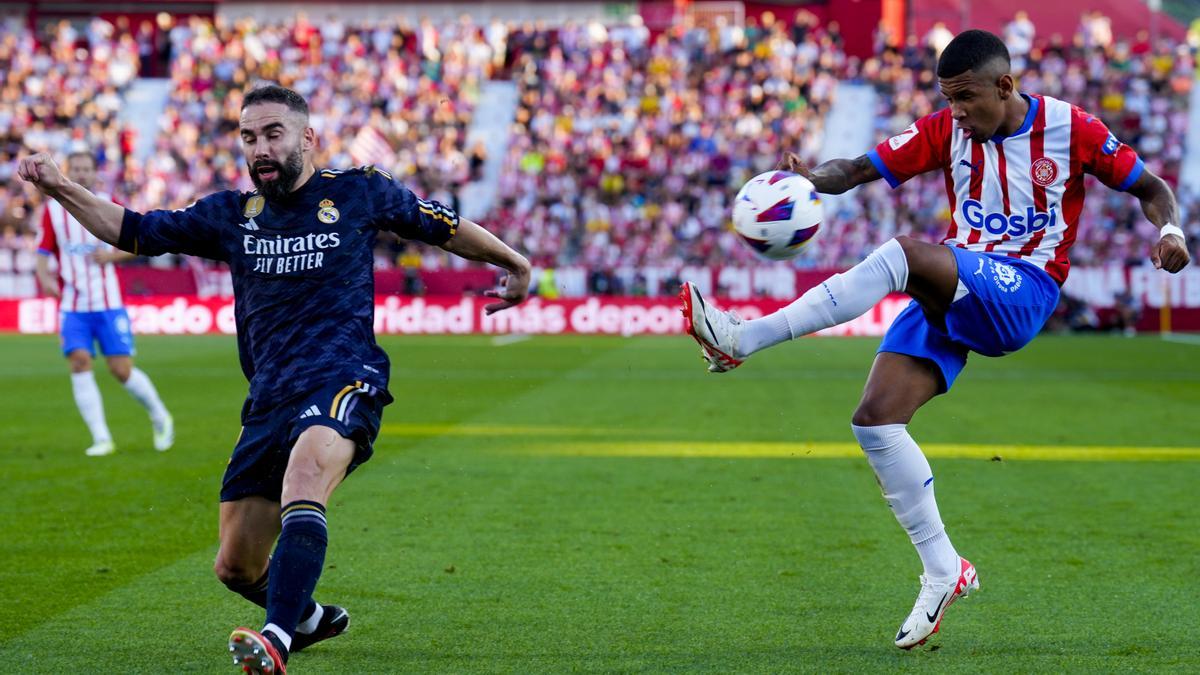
xmin=491 ymin=334 xmax=533 ymax=346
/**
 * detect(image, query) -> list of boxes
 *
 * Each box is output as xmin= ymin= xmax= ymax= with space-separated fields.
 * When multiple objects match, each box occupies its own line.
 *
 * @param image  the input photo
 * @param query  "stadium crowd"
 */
xmin=0 ymin=16 xmax=141 ymax=242
xmin=488 ymin=11 xmax=846 ymax=271
xmin=125 ymin=13 xmax=497 ymax=221
xmin=829 ymin=13 xmax=1200 ymax=270
xmin=492 ymin=10 xmax=1200 ymax=273
xmin=2 ymin=10 xmax=1199 ymax=286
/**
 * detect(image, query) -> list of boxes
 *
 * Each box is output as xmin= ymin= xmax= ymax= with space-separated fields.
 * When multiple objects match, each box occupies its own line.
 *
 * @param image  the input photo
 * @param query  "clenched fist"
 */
xmin=1152 ymin=234 xmax=1190 ymax=273
xmin=17 ymin=153 xmax=68 ymax=194
xmin=776 ymin=151 xmax=813 ymax=179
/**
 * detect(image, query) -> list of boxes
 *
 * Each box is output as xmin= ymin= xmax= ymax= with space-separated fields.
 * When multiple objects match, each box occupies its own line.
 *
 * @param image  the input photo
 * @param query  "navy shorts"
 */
xmin=220 ymin=380 xmax=391 ymax=502
xmin=879 ymin=246 xmax=1060 ymax=392
xmin=60 ymin=308 xmax=135 ymax=357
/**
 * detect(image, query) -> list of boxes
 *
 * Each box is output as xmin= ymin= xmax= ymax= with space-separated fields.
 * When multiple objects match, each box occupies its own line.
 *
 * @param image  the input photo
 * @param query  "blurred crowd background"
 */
xmin=2 ymin=8 xmax=1198 ymax=288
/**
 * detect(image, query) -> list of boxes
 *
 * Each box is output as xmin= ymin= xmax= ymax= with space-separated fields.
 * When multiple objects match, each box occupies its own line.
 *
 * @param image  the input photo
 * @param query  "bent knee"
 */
xmin=893 ymin=236 xmax=946 ymax=268
xmin=892 ymin=235 xmax=920 ymax=256
xmin=67 ymin=353 xmax=92 ymax=373
xmin=213 ymin=556 xmax=265 ymax=587
xmin=851 ymin=401 xmax=908 ymax=428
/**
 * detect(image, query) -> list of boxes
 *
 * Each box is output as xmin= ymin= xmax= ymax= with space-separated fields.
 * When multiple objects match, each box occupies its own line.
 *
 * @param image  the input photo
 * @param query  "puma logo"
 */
xmin=958 ymin=159 xmax=983 ymax=176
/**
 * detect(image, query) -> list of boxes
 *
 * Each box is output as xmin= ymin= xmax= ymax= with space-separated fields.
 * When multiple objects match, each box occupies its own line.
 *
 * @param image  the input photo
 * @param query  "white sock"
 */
xmin=123 ymin=368 xmax=169 ymax=424
xmin=71 ymin=371 xmax=111 ymax=444
xmin=852 ymin=423 xmax=959 ymax=579
xmin=737 ymin=312 xmax=792 ymax=356
xmin=915 ymin=531 xmax=958 ymax=579
xmin=296 ymin=603 xmax=324 ymax=634
xmin=740 ymin=238 xmax=909 ymax=354
xmin=262 ymin=622 xmax=292 ymax=651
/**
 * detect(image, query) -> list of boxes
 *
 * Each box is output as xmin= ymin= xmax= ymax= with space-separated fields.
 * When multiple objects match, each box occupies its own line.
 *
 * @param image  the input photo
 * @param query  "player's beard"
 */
xmin=249 ymin=147 xmax=304 ymax=202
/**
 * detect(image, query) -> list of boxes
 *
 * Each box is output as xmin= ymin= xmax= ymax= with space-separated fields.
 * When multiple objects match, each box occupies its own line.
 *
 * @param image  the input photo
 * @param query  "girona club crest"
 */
xmin=1031 ymin=157 xmax=1058 ymax=187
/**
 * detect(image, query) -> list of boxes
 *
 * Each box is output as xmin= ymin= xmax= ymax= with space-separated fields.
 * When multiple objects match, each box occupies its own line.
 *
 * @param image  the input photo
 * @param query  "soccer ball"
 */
xmin=731 ymin=171 xmax=823 ymax=261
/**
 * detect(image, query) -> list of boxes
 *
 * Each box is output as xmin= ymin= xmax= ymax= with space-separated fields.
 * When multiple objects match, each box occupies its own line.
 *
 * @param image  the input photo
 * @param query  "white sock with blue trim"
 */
xmin=852 ymin=422 xmax=960 ymax=579
xmin=740 ymin=238 xmax=910 ymax=355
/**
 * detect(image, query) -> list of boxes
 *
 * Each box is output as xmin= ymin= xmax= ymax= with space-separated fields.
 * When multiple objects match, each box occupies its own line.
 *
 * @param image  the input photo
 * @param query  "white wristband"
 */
xmin=1160 ymin=223 xmax=1184 ymax=240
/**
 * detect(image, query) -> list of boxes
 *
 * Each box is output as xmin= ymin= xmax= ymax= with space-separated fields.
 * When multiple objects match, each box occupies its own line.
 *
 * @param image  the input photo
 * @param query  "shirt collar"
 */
xmin=991 ymin=94 xmax=1037 ymax=143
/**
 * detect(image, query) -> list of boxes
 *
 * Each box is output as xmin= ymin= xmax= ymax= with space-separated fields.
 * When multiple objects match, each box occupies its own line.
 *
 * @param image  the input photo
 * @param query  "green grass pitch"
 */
xmin=1 ymin=333 xmax=1198 ymax=673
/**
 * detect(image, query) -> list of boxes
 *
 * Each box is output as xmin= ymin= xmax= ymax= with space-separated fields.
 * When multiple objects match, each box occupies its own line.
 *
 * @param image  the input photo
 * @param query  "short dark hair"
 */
xmin=936 ymin=29 xmax=1010 ymax=79
xmin=66 ymin=150 xmax=97 ymax=168
xmin=241 ymin=84 xmax=309 ymax=119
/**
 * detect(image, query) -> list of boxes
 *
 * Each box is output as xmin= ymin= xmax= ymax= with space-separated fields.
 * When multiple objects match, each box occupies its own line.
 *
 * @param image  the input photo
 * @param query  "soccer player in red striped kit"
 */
xmin=682 ymin=29 xmax=1189 ymax=648
xmin=34 ymin=150 xmax=174 ymax=457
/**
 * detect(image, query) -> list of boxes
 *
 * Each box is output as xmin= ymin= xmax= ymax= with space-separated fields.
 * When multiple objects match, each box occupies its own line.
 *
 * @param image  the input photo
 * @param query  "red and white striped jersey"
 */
xmin=867 ymin=94 xmax=1144 ymax=285
xmin=36 ymin=194 xmax=124 ymax=311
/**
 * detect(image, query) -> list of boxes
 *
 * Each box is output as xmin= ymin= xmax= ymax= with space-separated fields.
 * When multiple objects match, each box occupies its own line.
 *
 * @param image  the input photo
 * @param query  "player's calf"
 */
xmin=217 ymin=563 xmax=326 ymax=629
xmin=219 ymin=565 xmax=271 ymax=607
xmin=682 ymin=239 xmax=914 ymax=368
xmin=259 ymin=500 xmax=329 ymax=654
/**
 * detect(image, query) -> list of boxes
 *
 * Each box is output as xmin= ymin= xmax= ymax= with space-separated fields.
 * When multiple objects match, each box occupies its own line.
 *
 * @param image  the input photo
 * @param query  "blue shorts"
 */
xmin=60 ymin=308 xmax=135 ymax=357
xmin=879 ymin=246 xmax=1060 ymax=392
xmin=220 ymin=380 xmax=392 ymax=502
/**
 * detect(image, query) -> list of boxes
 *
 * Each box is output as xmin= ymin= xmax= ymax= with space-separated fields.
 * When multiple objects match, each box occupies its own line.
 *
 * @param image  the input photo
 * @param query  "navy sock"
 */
xmin=223 ymin=565 xmax=319 ymax=625
xmin=264 ymin=500 xmax=328 ymax=642
xmin=224 ymin=568 xmax=270 ymax=607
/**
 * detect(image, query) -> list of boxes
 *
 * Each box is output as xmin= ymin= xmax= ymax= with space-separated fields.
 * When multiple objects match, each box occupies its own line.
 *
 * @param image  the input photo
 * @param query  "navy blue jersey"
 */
xmin=117 ymin=166 xmax=458 ymax=417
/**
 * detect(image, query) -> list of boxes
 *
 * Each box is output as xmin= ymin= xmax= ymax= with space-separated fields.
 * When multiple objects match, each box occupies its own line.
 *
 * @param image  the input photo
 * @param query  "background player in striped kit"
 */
xmin=682 ymin=29 xmax=1189 ymax=649
xmin=34 ymin=150 xmax=173 ymax=457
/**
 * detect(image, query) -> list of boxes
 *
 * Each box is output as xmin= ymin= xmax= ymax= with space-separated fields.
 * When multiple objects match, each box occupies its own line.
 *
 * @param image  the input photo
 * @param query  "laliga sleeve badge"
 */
xmin=1102 ymin=132 xmax=1120 ymax=156
xmin=317 ymin=198 xmax=340 ymax=224
xmin=244 ymin=195 xmax=265 ymax=218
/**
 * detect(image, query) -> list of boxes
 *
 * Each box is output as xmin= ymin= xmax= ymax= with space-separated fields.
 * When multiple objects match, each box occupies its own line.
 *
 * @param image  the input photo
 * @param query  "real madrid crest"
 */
xmin=244 ymin=195 xmax=265 ymax=218
xmin=317 ymin=198 xmax=340 ymax=224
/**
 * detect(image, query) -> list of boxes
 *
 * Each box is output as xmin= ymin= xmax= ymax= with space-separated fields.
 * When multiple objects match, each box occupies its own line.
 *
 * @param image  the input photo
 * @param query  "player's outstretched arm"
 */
xmin=18 ymin=153 xmax=124 ymax=246
xmin=779 ymin=152 xmax=882 ymax=195
xmin=441 ymin=218 xmax=532 ymax=314
xmin=92 ymin=249 xmax=138 ymax=265
xmin=1125 ymin=169 xmax=1190 ymax=273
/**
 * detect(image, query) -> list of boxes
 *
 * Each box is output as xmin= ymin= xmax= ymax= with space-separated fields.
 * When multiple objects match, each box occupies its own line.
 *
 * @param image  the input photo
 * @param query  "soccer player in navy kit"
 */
xmin=19 ymin=85 xmax=531 ymax=674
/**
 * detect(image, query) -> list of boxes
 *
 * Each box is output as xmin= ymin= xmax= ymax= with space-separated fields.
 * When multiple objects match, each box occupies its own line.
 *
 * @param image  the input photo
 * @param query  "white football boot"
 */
xmin=152 ymin=413 xmax=174 ymax=452
xmin=84 ymin=440 xmax=115 ymax=457
xmin=679 ymin=282 xmax=747 ymax=373
xmin=894 ymin=556 xmax=979 ymax=649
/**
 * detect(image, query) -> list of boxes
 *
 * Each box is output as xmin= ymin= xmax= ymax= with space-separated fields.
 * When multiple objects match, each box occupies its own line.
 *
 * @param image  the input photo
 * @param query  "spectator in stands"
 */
xmin=1004 ymin=11 xmax=1035 ymax=70
xmin=1 ymin=12 xmax=1197 ymax=290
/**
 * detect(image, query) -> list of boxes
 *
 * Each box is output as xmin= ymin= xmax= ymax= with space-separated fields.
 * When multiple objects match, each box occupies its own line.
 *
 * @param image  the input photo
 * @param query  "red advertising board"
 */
xmin=0 ymin=295 xmax=914 ymax=337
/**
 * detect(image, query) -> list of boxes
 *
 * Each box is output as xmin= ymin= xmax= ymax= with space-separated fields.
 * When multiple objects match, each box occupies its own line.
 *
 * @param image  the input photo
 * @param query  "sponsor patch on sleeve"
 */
xmin=1101 ymin=132 xmax=1121 ymax=156
xmin=888 ymin=123 xmax=919 ymax=151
